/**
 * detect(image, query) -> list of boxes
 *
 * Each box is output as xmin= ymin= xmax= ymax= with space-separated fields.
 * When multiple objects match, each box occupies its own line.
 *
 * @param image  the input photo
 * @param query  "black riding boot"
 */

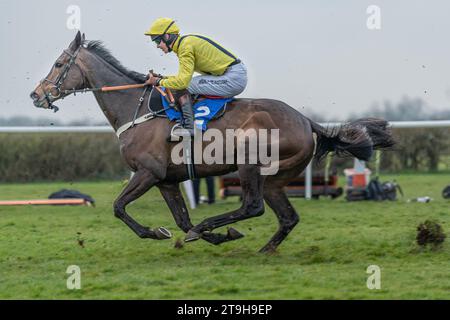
xmin=179 ymin=92 xmax=195 ymax=136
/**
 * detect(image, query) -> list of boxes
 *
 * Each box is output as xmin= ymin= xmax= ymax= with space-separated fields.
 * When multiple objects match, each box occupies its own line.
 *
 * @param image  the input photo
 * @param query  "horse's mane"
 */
xmin=83 ymin=40 xmax=147 ymax=83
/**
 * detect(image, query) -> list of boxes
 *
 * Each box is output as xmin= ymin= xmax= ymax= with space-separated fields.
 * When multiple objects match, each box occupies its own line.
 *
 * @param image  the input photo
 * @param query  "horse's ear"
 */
xmin=70 ymin=31 xmax=82 ymax=50
xmin=75 ymin=30 xmax=82 ymax=45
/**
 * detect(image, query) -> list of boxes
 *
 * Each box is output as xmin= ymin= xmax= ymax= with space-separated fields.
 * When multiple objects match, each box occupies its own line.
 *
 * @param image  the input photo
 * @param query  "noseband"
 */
xmin=37 ymin=45 xmax=84 ymax=112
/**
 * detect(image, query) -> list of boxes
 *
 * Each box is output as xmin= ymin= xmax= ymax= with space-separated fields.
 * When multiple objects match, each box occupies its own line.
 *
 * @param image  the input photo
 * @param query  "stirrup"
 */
xmin=169 ymin=123 xmax=193 ymax=141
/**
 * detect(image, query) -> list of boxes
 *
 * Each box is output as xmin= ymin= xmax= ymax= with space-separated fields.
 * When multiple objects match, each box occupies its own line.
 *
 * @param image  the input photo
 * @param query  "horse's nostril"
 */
xmin=30 ymin=91 xmax=39 ymax=101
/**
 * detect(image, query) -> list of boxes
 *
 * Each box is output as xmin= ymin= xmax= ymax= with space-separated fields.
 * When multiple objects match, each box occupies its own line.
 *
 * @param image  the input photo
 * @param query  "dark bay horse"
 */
xmin=30 ymin=32 xmax=394 ymax=252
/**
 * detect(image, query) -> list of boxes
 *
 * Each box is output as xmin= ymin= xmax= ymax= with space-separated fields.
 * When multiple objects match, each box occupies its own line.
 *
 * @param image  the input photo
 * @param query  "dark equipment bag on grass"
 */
xmin=443 ymin=185 xmax=450 ymax=199
xmin=366 ymin=178 xmax=403 ymax=201
xmin=49 ymin=189 xmax=95 ymax=206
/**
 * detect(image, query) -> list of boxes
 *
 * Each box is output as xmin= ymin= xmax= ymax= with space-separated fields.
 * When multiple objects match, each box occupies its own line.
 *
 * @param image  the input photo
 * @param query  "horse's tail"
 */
xmin=308 ymin=117 xmax=395 ymax=162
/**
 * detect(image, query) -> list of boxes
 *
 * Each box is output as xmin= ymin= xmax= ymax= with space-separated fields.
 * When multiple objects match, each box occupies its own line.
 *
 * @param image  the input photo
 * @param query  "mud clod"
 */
xmin=416 ymin=220 xmax=446 ymax=248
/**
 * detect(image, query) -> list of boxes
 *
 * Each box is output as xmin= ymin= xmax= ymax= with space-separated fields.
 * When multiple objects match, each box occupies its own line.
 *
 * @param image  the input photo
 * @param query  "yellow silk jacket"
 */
xmin=159 ymin=34 xmax=239 ymax=90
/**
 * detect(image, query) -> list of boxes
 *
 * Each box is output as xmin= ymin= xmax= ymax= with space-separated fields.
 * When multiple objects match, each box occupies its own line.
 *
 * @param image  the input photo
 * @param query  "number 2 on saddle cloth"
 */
xmin=159 ymin=87 xmax=233 ymax=131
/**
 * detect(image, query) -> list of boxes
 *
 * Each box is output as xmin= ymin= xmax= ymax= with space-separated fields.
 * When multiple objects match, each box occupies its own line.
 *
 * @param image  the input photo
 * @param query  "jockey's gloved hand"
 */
xmin=145 ymin=70 xmax=163 ymax=86
xmin=152 ymin=72 xmax=165 ymax=79
xmin=147 ymin=69 xmax=164 ymax=79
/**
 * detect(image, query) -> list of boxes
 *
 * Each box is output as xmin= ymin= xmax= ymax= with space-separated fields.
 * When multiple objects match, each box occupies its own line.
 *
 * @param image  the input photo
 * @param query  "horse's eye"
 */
xmin=54 ymin=62 xmax=63 ymax=68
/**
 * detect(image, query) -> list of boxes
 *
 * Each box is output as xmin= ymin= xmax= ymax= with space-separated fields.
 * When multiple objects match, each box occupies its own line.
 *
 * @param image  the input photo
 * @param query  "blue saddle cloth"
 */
xmin=160 ymin=89 xmax=233 ymax=131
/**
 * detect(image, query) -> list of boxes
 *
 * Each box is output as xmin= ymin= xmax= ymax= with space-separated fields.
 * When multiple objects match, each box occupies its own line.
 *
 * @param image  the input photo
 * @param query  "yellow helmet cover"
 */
xmin=145 ymin=18 xmax=180 ymax=36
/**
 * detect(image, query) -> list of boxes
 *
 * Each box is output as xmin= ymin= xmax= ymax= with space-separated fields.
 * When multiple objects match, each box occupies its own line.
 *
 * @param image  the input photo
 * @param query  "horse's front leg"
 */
xmin=158 ymin=183 xmax=244 ymax=245
xmin=114 ymin=169 xmax=172 ymax=240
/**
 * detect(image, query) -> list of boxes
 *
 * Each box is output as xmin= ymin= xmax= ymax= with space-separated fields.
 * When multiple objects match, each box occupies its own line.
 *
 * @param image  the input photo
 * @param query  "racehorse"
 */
xmin=30 ymin=32 xmax=394 ymax=252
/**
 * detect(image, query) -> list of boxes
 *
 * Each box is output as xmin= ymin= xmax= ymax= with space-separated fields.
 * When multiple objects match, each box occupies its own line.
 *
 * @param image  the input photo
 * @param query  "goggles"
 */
xmin=151 ymin=35 xmax=162 ymax=45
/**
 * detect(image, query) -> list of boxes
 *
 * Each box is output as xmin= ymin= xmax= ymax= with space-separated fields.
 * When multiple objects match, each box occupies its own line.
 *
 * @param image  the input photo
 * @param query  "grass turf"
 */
xmin=0 ymin=174 xmax=449 ymax=299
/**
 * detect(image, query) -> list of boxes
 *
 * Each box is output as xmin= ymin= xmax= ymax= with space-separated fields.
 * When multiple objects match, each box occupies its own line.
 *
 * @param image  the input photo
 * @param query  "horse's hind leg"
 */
xmin=158 ymin=183 xmax=244 ymax=245
xmin=114 ymin=169 xmax=171 ymax=240
xmin=186 ymin=164 xmax=265 ymax=241
xmin=260 ymin=183 xmax=300 ymax=253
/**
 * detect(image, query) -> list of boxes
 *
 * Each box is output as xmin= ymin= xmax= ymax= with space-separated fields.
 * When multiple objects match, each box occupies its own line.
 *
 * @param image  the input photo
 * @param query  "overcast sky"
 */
xmin=1 ymin=0 xmax=449 ymax=123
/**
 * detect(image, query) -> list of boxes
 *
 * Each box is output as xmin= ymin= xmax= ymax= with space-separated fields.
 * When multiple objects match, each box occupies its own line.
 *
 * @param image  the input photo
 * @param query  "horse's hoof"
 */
xmin=185 ymin=230 xmax=201 ymax=242
xmin=154 ymin=227 xmax=172 ymax=240
xmin=227 ymin=227 xmax=245 ymax=240
xmin=258 ymin=244 xmax=278 ymax=254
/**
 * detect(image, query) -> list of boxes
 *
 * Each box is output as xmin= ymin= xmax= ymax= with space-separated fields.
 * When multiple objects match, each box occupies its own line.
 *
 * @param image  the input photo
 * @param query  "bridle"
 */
xmin=37 ymin=45 xmax=84 ymax=112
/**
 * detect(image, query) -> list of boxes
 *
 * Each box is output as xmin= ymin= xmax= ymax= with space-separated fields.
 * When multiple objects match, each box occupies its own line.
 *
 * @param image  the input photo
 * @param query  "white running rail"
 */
xmin=1 ymin=120 xmax=449 ymax=200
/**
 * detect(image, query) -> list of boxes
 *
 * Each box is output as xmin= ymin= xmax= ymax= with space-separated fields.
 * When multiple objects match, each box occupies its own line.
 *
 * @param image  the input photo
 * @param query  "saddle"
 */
xmin=152 ymin=88 xmax=233 ymax=128
xmin=159 ymin=87 xmax=228 ymax=111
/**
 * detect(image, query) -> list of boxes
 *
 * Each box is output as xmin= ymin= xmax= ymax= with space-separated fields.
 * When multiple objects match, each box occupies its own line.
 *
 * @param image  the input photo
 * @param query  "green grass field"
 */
xmin=0 ymin=174 xmax=449 ymax=299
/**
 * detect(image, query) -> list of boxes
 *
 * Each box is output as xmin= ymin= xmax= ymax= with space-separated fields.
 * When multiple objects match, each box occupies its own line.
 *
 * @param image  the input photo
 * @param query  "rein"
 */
xmin=63 ymin=83 xmax=146 ymax=95
xmin=63 ymin=83 xmax=174 ymax=106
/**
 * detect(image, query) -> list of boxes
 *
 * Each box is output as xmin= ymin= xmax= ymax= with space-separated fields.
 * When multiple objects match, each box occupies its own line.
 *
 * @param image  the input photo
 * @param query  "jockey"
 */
xmin=144 ymin=17 xmax=247 ymax=136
